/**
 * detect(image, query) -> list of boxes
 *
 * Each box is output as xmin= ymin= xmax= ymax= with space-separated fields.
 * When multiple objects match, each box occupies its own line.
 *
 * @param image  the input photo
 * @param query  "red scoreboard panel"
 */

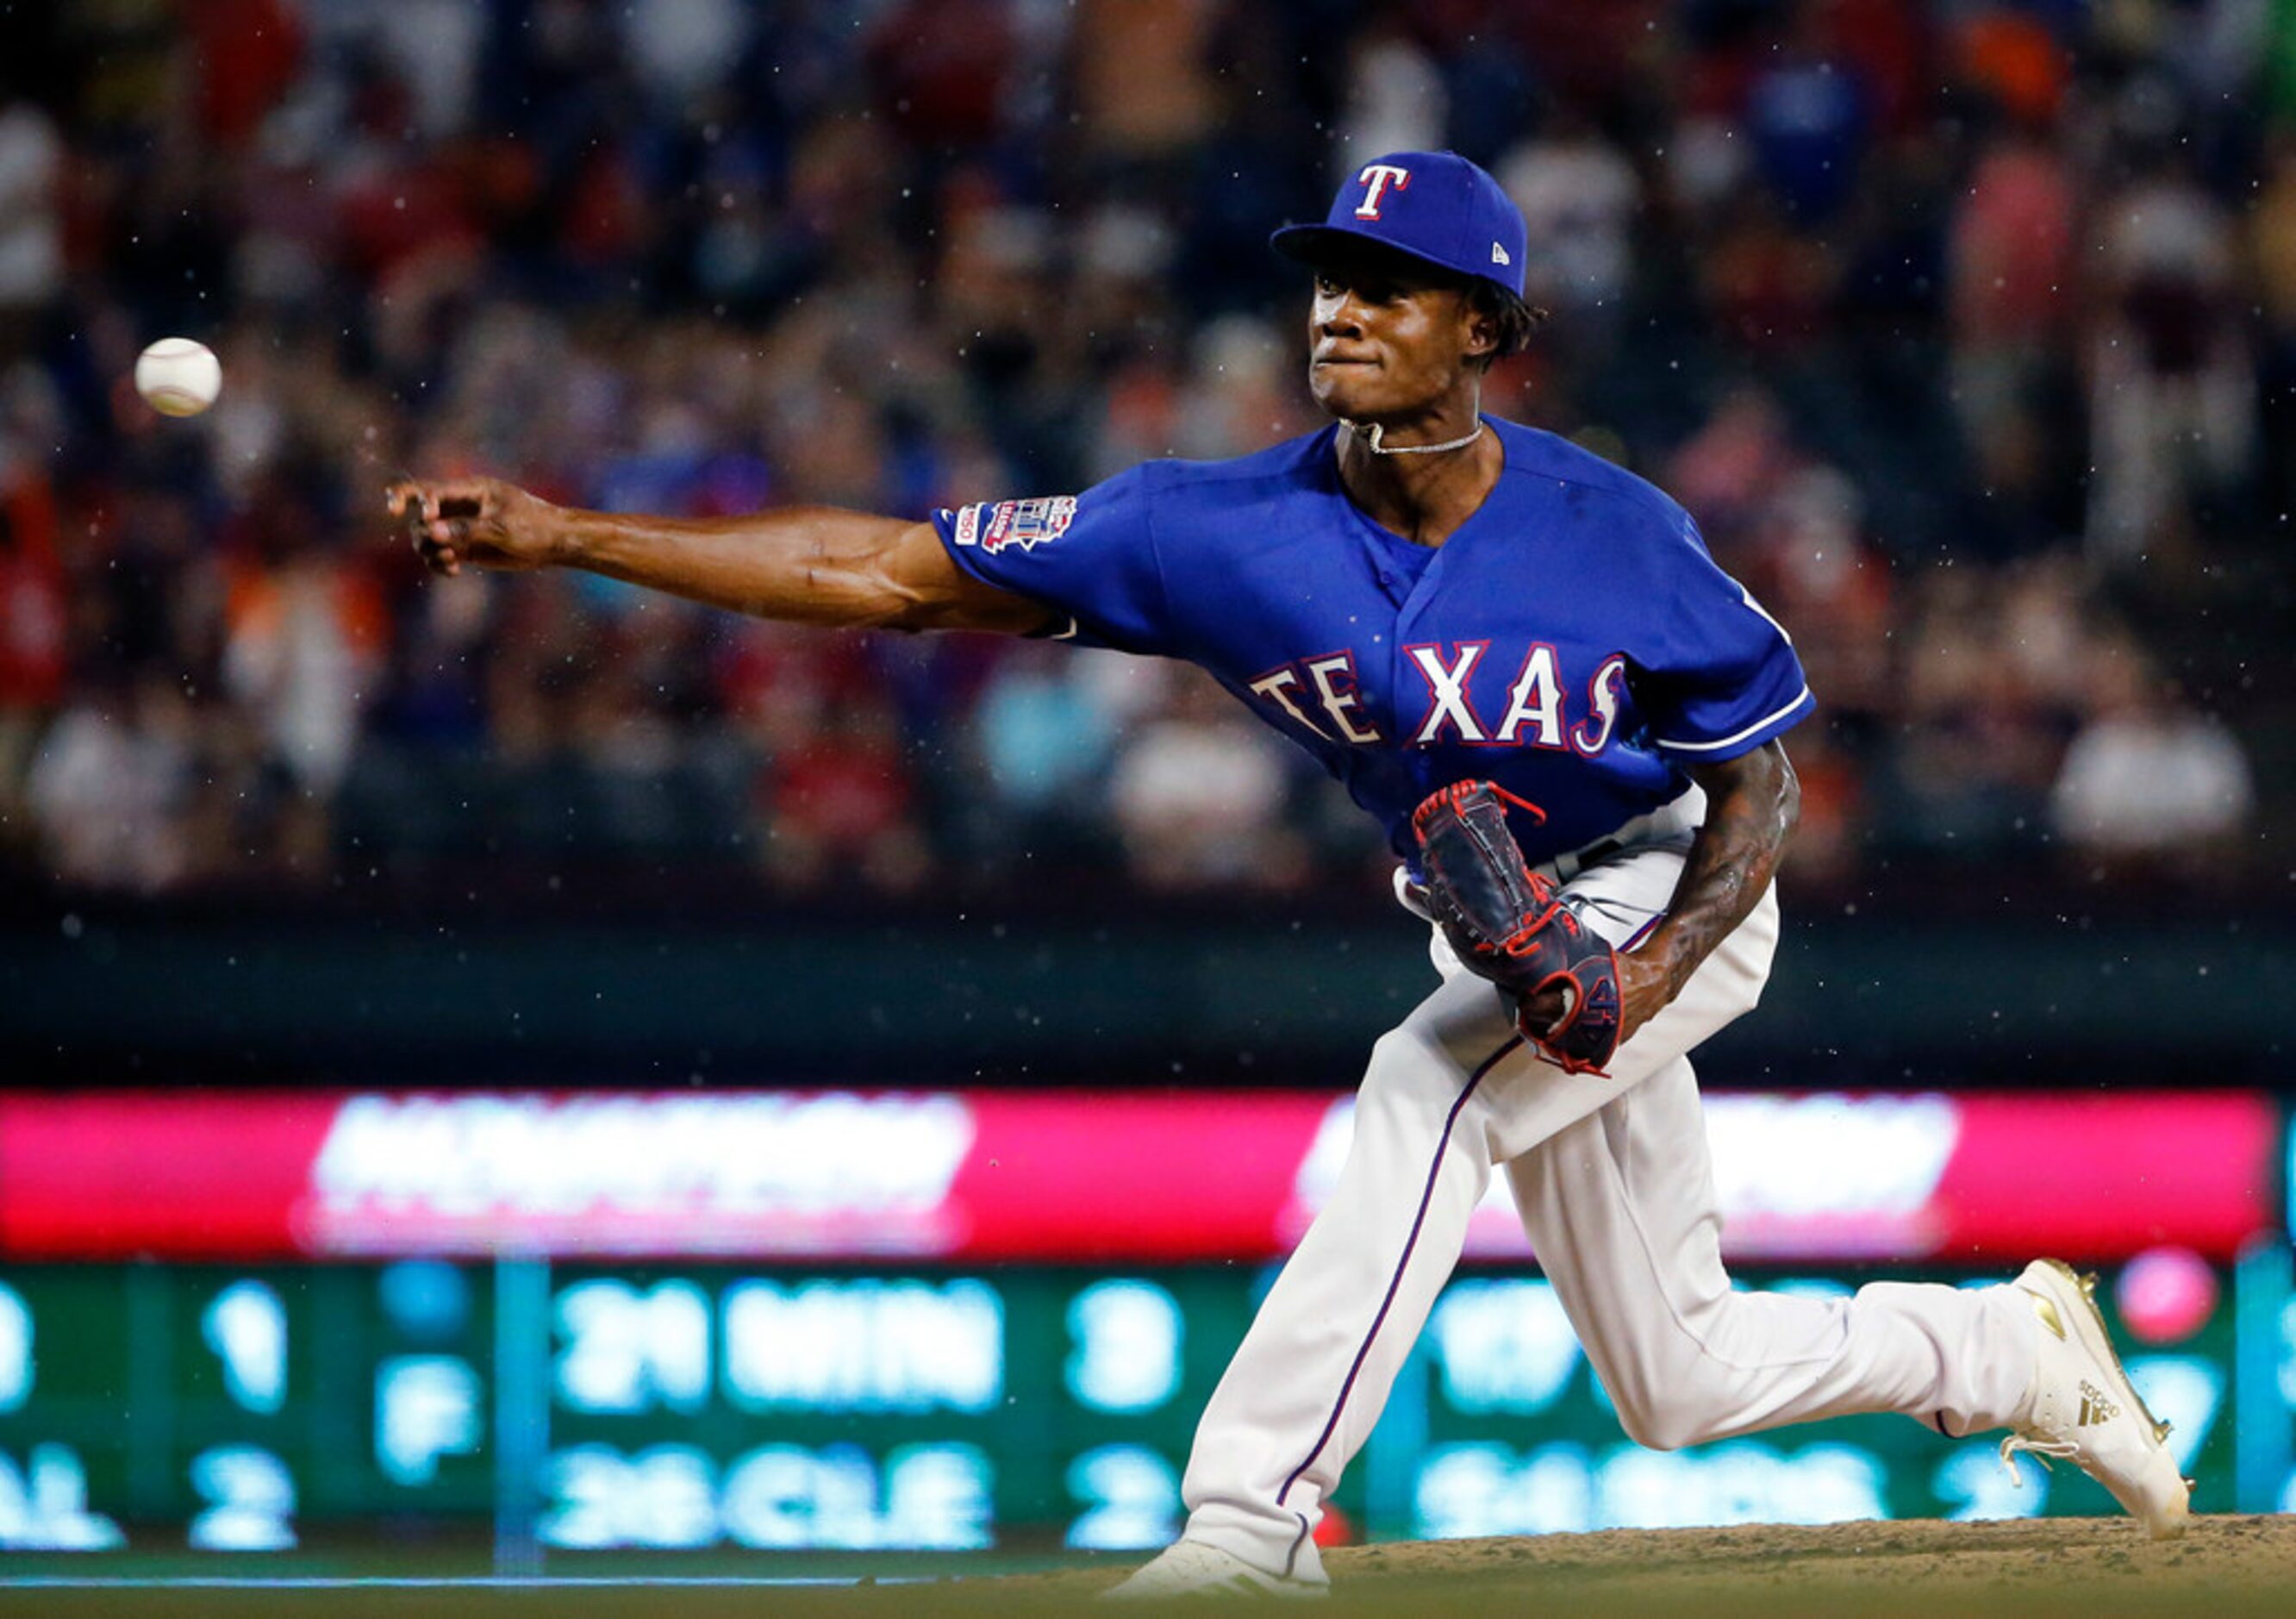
xmin=0 ymin=1088 xmax=2274 ymax=1264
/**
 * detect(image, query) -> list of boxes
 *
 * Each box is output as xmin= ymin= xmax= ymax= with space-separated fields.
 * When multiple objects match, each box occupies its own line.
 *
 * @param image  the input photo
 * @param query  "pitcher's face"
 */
xmin=1306 ymin=255 xmax=1492 ymax=423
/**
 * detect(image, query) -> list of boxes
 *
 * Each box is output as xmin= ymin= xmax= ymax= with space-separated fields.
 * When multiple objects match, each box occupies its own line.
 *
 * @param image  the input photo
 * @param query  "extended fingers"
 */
xmin=387 ymin=478 xmax=484 ymax=576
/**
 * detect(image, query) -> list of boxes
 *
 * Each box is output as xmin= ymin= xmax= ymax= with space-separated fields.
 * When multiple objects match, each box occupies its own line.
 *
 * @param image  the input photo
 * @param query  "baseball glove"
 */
xmin=1410 ymin=780 xmax=1623 ymax=1075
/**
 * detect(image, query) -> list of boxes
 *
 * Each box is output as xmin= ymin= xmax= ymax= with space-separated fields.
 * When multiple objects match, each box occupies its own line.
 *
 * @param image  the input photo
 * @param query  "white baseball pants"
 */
xmin=1179 ymin=843 xmax=2039 ymax=1585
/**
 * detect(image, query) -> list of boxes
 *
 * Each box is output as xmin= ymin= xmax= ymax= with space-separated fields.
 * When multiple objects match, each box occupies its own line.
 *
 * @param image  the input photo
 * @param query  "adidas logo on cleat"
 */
xmin=2000 ymin=1260 xmax=2188 ymax=1539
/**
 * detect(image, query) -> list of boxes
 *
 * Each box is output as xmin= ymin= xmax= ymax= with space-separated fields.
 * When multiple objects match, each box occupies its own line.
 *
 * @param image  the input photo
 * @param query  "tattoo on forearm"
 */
xmin=1650 ymin=748 xmax=1796 ymax=996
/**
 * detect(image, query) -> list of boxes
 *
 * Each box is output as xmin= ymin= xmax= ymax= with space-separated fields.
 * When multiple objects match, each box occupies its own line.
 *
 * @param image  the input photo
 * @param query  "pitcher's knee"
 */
xmin=1603 ymin=1352 xmax=1742 ymax=1453
xmin=1612 ymin=1396 xmax=1725 ymax=1453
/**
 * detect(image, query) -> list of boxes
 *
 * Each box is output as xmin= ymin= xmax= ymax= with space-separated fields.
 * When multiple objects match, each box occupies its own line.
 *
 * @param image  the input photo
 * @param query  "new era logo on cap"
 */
xmin=1269 ymin=149 xmax=1529 ymax=300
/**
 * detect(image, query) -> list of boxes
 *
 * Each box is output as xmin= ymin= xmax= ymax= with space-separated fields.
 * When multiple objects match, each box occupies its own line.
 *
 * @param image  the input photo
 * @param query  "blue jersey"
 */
xmin=933 ymin=418 xmax=1813 ymax=868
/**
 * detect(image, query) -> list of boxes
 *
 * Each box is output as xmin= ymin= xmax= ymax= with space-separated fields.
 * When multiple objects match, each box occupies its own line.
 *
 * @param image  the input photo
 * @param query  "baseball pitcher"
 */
xmin=393 ymin=151 xmax=2187 ymax=1597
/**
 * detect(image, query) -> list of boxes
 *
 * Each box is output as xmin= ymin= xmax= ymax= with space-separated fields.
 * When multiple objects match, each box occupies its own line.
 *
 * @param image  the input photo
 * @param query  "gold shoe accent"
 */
xmin=2036 ymin=1259 xmax=2174 ymax=1456
xmin=2031 ymin=1292 xmax=2068 ymax=1341
xmin=2154 ymin=1421 xmax=2174 ymax=1444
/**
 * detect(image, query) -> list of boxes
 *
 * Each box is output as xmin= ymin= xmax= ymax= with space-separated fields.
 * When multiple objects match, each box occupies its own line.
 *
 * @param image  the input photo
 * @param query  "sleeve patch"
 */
xmin=953 ymin=497 xmax=1078 ymax=553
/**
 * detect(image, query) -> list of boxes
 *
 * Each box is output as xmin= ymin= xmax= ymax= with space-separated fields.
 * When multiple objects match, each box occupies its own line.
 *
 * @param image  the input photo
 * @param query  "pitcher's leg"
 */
xmin=1508 ymin=1061 xmax=2037 ymax=1451
xmin=1181 ymin=985 xmax=1675 ymax=1577
xmin=1181 ymin=860 xmax=1781 ymax=1580
xmin=1179 ymin=985 xmax=1519 ymax=1583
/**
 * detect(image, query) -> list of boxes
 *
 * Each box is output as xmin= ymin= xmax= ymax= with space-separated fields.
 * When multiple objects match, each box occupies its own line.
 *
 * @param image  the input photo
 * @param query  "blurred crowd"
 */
xmin=0 ymin=0 xmax=2278 ymax=902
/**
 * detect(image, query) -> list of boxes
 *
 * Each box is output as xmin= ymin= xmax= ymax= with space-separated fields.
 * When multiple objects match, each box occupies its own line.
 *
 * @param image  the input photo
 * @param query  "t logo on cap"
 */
xmin=1270 ymin=150 xmax=1528 ymax=300
xmin=1354 ymin=164 xmax=1412 ymax=220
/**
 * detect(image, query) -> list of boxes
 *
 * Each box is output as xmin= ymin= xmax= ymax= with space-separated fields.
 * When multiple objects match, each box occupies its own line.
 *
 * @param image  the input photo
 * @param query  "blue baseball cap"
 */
xmin=1270 ymin=150 xmax=1527 ymax=299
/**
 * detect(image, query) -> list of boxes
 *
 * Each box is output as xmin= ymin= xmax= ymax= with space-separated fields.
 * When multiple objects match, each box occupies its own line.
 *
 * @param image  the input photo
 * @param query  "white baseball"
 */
xmin=134 ymin=337 xmax=223 ymax=418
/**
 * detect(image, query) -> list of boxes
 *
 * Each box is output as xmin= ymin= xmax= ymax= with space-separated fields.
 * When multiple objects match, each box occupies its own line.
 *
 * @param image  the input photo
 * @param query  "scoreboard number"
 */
xmin=203 ymin=1281 xmax=287 ymax=1416
xmin=554 ymin=1280 xmax=711 ymax=1415
xmin=1064 ymin=1444 xmax=1181 ymax=1550
xmin=187 ymin=1445 xmax=297 ymax=1550
xmin=1065 ymin=1281 xmax=1181 ymax=1414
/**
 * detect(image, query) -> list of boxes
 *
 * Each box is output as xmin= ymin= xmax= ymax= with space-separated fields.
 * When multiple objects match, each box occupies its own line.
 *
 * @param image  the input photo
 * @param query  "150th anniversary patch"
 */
xmin=952 ymin=497 xmax=1079 ymax=554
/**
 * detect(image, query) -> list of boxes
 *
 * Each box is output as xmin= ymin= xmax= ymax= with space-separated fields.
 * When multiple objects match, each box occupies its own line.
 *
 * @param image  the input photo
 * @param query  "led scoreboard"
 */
xmin=0 ymin=1261 xmax=1253 ymax=1553
xmin=0 ymin=1089 xmax=2287 ymax=1563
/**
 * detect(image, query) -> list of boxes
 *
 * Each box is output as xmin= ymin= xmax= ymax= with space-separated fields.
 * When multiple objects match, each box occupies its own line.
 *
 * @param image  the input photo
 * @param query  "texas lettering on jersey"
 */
xmin=933 ymin=420 xmax=1815 ymax=866
xmin=1249 ymin=645 xmax=1630 ymax=753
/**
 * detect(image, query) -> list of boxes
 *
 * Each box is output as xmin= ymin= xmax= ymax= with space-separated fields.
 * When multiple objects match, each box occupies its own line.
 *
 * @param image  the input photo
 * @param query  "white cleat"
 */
xmin=1999 ymin=1258 xmax=2192 ymax=1541
xmin=1102 ymin=1541 xmax=1326 ymax=1601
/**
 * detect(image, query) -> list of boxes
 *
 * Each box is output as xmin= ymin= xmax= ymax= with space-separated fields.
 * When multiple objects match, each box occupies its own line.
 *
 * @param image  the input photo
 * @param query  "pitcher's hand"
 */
xmin=388 ymin=477 xmax=561 ymax=577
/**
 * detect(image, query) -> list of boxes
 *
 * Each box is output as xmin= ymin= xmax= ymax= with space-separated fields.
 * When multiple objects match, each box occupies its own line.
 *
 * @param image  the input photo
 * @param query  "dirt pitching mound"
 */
xmin=980 ymin=1514 xmax=2296 ymax=1616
